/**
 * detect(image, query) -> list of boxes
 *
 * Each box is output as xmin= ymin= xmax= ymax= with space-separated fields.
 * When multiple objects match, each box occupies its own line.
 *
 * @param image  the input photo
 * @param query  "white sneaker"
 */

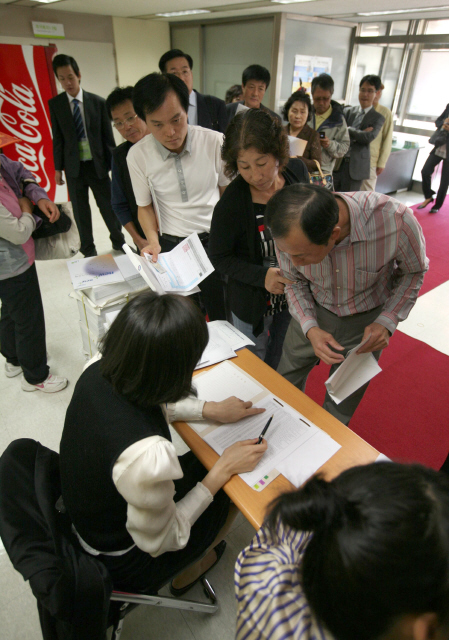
xmin=21 ymin=373 xmax=68 ymax=393
xmin=5 ymin=363 xmax=23 ymax=378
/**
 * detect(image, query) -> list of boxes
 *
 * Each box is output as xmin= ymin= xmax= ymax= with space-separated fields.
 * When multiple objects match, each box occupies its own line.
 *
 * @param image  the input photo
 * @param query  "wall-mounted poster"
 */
xmin=292 ymin=55 xmax=333 ymax=93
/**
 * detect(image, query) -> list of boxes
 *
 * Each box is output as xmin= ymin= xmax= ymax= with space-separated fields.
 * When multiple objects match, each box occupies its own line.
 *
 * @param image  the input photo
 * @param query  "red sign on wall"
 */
xmin=0 ymin=44 xmax=61 ymax=201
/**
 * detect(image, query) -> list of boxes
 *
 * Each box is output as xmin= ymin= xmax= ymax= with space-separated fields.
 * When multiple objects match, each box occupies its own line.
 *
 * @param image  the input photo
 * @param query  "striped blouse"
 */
xmin=235 ymin=522 xmax=332 ymax=640
xmin=276 ymin=191 xmax=429 ymax=336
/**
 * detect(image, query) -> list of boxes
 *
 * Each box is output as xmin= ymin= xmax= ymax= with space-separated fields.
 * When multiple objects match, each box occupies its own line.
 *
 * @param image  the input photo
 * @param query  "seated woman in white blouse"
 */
xmin=236 ymin=462 xmax=449 ymax=640
xmin=59 ymin=291 xmax=267 ymax=595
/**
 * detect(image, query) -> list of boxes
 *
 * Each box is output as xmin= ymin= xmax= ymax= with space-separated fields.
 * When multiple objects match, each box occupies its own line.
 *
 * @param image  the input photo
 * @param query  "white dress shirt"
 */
xmin=127 ymin=125 xmax=230 ymax=237
xmin=66 ymin=88 xmax=88 ymax=135
xmin=188 ymin=89 xmax=198 ymax=126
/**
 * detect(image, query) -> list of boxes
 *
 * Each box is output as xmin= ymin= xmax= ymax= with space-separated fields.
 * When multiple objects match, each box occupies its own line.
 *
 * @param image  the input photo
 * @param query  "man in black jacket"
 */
xmin=158 ymin=49 xmax=228 ymax=134
xmin=225 ymin=64 xmax=281 ymax=126
xmin=48 ymin=54 xmax=125 ymax=257
xmin=106 ymin=86 xmax=148 ymax=253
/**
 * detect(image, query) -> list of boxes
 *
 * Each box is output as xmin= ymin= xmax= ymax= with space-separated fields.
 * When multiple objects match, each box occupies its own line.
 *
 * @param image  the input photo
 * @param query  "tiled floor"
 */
xmin=0 ymin=188 xmax=443 ymax=639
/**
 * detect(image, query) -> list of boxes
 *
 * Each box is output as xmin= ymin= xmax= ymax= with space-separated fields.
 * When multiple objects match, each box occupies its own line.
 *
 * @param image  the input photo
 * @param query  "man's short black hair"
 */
xmin=360 ymin=74 xmax=382 ymax=91
xmin=52 ymin=54 xmax=80 ymax=77
xmin=242 ymin=64 xmax=271 ymax=89
xmin=265 ymin=183 xmax=339 ymax=245
xmin=133 ymin=73 xmax=189 ymax=121
xmin=100 ymin=291 xmax=208 ymax=408
xmin=105 ymin=86 xmax=134 ymax=120
xmin=311 ymin=73 xmax=334 ymax=95
xmin=158 ymin=49 xmax=193 ymax=73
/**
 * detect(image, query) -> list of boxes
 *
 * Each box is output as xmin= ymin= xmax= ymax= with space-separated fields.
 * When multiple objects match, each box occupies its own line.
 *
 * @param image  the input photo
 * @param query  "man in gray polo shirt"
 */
xmin=127 ymin=73 xmax=229 ymax=320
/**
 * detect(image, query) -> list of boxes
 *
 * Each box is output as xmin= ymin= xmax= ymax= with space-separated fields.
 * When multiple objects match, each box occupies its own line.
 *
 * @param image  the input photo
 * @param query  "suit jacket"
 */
xmin=434 ymin=104 xmax=449 ymax=157
xmin=226 ymin=101 xmax=281 ymax=127
xmin=343 ymin=105 xmax=385 ymax=181
xmin=195 ymin=90 xmax=228 ymax=134
xmin=48 ymin=90 xmax=116 ymax=180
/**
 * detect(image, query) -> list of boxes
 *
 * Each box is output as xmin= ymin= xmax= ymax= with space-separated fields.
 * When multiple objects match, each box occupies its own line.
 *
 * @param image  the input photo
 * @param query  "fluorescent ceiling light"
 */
xmin=358 ymin=6 xmax=449 ymax=16
xmin=156 ymin=9 xmax=210 ymax=16
xmin=271 ymin=0 xmax=317 ymax=4
xmin=33 ymin=0 xmax=62 ymax=3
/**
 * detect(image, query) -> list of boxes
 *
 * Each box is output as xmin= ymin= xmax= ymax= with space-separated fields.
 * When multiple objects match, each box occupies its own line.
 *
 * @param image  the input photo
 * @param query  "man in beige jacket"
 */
xmin=361 ymin=80 xmax=394 ymax=192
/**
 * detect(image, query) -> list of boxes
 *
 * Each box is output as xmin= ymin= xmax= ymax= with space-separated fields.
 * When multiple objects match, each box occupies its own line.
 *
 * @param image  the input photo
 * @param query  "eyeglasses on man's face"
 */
xmin=113 ymin=114 xmax=138 ymax=129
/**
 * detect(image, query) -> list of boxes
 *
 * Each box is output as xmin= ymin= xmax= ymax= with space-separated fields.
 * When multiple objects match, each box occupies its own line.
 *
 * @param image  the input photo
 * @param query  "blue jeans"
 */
xmin=231 ymin=308 xmax=291 ymax=370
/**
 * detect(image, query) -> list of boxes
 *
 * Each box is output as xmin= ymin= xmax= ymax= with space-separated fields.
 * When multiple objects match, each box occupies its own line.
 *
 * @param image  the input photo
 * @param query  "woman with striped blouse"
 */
xmin=235 ymin=462 xmax=449 ymax=640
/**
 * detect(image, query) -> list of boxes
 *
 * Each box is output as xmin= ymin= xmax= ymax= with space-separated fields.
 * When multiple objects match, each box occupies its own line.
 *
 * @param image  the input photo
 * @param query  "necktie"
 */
xmin=72 ymin=99 xmax=86 ymax=140
xmin=352 ymin=108 xmax=365 ymax=130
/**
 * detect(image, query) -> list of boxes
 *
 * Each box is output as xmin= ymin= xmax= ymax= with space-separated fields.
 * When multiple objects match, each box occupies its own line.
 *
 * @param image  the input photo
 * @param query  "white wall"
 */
xmin=112 ymin=17 xmax=170 ymax=87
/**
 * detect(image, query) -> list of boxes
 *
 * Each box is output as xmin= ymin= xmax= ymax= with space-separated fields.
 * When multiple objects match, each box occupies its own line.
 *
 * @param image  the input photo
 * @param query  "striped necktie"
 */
xmin=72 ymin=98 xmax=86 ymax=140
xmin=352 ymin=108 xmax=365 ymax=130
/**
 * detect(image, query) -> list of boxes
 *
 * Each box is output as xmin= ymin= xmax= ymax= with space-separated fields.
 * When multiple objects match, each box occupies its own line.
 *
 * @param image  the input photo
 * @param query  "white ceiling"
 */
xmin=3 ymin=0 xmax=449 ymax=23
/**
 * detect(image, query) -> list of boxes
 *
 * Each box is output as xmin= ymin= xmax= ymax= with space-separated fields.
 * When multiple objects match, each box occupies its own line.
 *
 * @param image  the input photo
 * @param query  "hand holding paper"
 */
xmin=357 ymin=322 xmax=390 ymax=354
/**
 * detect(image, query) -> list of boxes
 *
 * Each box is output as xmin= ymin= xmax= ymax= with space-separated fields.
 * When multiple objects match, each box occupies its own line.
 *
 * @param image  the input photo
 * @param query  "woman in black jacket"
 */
xmin=209 ymin=109 xmax=309 ymax=369
xmin=418 ymin=103 xmax=449 ymax=213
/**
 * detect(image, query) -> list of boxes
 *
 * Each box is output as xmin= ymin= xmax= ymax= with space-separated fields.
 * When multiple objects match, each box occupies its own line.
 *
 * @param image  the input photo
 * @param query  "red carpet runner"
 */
xmin=304 ymin=196 xmax=449 ymax=469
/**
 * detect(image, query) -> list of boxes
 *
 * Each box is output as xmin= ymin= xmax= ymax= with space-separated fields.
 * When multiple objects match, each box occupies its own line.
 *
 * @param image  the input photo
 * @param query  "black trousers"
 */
xmin=66 ymin=161 xmax=125 ymax=256
xmin=333 ymin=158 xmax=363 ymax=192
xmin=421 ymin=151 xmax=449 ymax=209
xmin=159 ymin=234 xmax=226 ymax=321
xmin=0 ymin=263 xmax=49 ymax=384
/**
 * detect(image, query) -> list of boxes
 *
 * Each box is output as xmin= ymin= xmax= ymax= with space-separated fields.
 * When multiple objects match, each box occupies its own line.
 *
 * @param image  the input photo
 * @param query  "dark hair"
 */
xmin=106 ymin=86 xmax=134 ymax=120
xmin=52 ymin=54 xmax=80 ymax=77
xmin=225 ymin=84 xmax=243 ymax=104
xmin=158 ymin=48 xmax=193 ymax=73
xmin=311 ymin=73 xmax=334 ymax=95
xmin=360 ymin=74 xmax=382 ymax=91
xmin=266 ymin=462 xmax=449 ymax=640
xmin=265 ymin=183 xmax=339 ymax=245
xmin=242 ymin=64 xmax=271 ymax=89
xmin=132 ymin=73 xmax=189 ymax=121
xmin=282 ymin=89 xmax=312 ymax=121
xmin=222 ymin=108 xmax=289 ymax=179
xmin=99 ymin=291 xmax=208 ymax=408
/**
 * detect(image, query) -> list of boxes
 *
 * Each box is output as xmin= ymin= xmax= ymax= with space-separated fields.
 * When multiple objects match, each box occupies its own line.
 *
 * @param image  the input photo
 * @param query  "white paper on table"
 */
xmin=114 ymin=253 xmax=142 ymax=281
xmin=376 ymin=453 xmax=392 ymax=462
xmin=207 ymin=321 xmax=255 ymax=350
xmin=145 ymin=233 xmax=213 ymax=292
xmin=149 ymin=180 xmax=163 ymax=236
xmin=278 ymin=431 xmax=341 ymax=488
xmin=67 ymin=254 xmax=125 ymax=291
xmin=325 ymin=337 xmax=382 ymax=405
xmin=288 ymin=136 xmax=307 ymax=157
xmin=104 ymin=309 xmax=121 ymax=328
xmin=195 ymin=328 xmax=236 ymax=370
xmin=204 ymin=396 xmax=324 ymax=487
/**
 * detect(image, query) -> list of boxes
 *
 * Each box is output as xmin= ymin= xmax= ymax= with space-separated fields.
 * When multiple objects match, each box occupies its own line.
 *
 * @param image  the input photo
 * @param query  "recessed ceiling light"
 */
xmin=156 ymin=9 xmax=211 ymax=16
xmin=358 ymin=6 xmax=449 ymax=16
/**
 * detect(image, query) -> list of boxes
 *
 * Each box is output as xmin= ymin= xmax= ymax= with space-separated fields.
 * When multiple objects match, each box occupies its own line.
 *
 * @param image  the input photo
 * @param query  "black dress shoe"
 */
xmin=430 ymin=207 xmax=440 ymax=213
xmin=417 ymin=199 xmax=434 ymax=209
xmin=112 ymin=244 xmax=125 ymax=253
xmin=169 ymin=541 xmax=227 ymax=597
xmin=83 ymin=249 xmax=98 ymax=257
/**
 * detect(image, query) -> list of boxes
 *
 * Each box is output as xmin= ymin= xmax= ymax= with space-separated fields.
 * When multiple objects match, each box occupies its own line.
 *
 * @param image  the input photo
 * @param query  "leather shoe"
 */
xmin=430 ymin=207 xmax=440 ymax=213
xmin=112 ymin=243 xmax=125 ymax=253
xmin=83 ymin=249 xmax=98 ymax=257
xmin=417 ymin=199 xmax=434 ymax=209
xmin=169 ymin=540 xmax=227 ymax=597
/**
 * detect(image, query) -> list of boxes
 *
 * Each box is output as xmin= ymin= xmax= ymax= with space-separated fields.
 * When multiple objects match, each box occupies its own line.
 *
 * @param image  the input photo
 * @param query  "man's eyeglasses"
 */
xmin=113 ymin=114 xmax=138 ymax=129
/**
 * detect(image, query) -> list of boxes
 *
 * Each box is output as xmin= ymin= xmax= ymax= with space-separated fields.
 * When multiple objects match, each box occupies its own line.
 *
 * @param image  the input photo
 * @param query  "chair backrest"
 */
xmin=0 ymin=438 xmax=112 ymax=640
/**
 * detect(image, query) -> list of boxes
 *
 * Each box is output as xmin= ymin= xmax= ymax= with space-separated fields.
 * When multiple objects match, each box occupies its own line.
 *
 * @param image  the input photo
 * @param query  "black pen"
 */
xmin=257 ymin=415 xmax=274 ymax=444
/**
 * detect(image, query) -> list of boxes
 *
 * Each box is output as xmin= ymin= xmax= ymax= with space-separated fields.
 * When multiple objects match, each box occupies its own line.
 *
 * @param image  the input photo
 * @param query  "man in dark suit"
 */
xmin=225 ymin=64 xmax=281 ymax=126
xmin=48 ymin=54 xmax=125 ymax=257
xmin=158 ymin=49 xmax=227 ymax=134
xmin=333 ymin=75 xmax=385 ymax=192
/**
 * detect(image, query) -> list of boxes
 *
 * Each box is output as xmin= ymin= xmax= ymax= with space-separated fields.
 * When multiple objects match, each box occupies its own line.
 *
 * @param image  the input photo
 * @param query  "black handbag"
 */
xmin=429 ymin=128 xmax=447 ymax=148
xmin=32 ymin=204 xmax=72 ymax=240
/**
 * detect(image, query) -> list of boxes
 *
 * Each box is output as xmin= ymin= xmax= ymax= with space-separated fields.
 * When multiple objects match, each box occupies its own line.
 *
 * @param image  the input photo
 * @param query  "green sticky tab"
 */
xmin=264 ymin=475 xmax=269 ymax=479
xmin=254 ymin=484 xmax=259 ymax=490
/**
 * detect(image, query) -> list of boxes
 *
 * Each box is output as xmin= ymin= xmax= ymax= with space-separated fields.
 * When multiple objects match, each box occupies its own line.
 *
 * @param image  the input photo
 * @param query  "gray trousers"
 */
xmin=277 ymin=304 xmax=382 ymax=426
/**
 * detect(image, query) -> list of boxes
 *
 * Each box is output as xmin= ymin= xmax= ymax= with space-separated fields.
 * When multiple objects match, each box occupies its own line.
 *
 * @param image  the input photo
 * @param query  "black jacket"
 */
xmin=195 ymin=90 xmax=228 ymax=133
xmin=225 ymin=101 xmax=282 ymax=127
xmin=48 ymin=90 xmax=115 ymax=179
xmin=209 ymin=158 xmax=309 ymax=333
xmin=433 ymin=104 xmax=449 ymax=157
xmin=111 ymin=140 xmax=144 ymax=236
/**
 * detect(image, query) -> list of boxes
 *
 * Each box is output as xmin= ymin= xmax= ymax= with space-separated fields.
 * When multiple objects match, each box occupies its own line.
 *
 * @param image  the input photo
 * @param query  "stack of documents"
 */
xmin=123 ymin=232 xmax=213 ymax=296
xmin=195 ymin=321 xmax=255 ymax=370
xmin=188 ymin=361 xmax=341 ymax=491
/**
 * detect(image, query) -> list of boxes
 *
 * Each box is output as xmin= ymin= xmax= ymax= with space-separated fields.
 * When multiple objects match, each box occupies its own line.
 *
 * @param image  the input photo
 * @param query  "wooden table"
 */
xmin=173 ymin=349 xmax=379 ymax=530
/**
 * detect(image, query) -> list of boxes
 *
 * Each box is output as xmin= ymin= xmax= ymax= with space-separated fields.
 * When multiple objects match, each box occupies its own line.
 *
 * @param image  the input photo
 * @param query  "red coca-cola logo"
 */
xmin=0 ymin=44 xmax=59 ymax=201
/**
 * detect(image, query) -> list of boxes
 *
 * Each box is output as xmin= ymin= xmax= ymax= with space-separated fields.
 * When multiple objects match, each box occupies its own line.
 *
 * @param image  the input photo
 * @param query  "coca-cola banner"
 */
xmin=0 ymin=44 xmax=67 ymax=202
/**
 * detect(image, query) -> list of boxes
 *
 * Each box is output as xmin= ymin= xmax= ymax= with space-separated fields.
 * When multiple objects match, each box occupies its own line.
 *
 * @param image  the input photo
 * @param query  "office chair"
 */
xmin=0 ymin=439 xmax=218 ymax=640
